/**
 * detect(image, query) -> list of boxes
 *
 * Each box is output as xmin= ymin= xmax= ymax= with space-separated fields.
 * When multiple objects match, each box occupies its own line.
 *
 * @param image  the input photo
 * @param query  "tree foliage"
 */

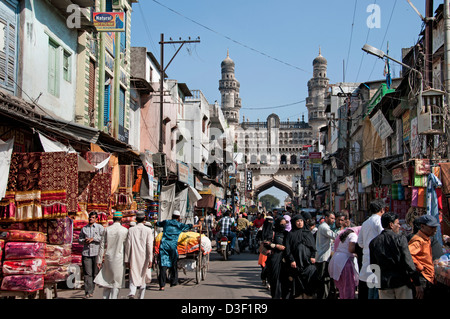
xmin=259 ymin=194 xmax=280 ymax=211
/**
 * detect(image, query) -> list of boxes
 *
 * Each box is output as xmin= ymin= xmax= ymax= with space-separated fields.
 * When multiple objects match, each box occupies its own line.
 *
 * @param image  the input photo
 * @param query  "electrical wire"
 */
xmin=149 ymin=0 xmax=311 ymax=75
xmin=345 ymin=0 xmax=358 ymax=81
xmin=368 ymin=0 xmax=398 ymax=79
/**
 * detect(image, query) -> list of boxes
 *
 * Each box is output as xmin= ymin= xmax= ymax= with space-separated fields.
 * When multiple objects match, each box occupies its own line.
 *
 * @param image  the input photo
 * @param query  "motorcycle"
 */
xmin=217 ymin=235 xmax=231 ymax=261
xmin=237 ymin=231 xmax=248 ymax=253
xmin=248 ymin=227 xmax=259 ymax=254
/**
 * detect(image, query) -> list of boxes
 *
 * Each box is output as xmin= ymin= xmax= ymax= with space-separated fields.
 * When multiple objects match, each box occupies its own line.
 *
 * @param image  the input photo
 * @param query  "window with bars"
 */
xmin=0 ymin=0 xmax=18 ymax=94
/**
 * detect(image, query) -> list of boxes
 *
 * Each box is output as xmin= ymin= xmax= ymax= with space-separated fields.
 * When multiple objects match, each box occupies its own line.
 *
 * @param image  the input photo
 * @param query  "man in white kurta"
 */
xmin=357 ymin=199 xmax=385 ymax=299
xmin=94 ymin=211 xmax=128 ymax=299
xmin=124 ymin=211 xmax=154 ymax=299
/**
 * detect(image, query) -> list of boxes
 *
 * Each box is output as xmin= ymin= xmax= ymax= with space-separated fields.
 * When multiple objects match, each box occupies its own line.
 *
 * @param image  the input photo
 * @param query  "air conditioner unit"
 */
xmin=418 ymin=89 xmax=445 ymax=135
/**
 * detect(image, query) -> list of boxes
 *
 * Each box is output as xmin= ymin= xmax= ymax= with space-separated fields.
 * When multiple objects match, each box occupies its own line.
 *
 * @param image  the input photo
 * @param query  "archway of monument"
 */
xmin=254 ymin=178 xmax=294 ymax=201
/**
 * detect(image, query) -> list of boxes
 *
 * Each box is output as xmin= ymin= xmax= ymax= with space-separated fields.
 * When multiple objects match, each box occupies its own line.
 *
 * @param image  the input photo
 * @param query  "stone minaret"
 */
xmin=306 ymin=48 xmax=329 ymax=141
xmin=219 ymin=50 xmax=241 ymax=128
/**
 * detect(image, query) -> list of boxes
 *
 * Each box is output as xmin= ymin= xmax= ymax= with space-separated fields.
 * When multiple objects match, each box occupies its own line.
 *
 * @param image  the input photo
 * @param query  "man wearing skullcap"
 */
xmin=125 ymin=211 xmax=154 ymax=299
xmin=94 ymin=211 xmax=128 ymax=299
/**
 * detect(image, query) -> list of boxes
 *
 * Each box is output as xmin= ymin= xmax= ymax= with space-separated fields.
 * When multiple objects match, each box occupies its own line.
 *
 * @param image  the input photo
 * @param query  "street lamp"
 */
xmin=362 ymin=44 xmax=422 ymax=77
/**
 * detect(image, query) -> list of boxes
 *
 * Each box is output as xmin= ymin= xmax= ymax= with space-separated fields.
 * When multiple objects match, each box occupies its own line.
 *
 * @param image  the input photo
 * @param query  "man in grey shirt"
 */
xmin=79 ymin=211 xmax=104 ymax=298
xmin=315 ymin=211 xmax=337 ymax=299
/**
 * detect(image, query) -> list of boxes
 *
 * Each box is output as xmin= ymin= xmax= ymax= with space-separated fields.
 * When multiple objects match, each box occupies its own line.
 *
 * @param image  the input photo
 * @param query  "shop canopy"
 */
xmin=195 ymin=194 xmax=215 ymax=209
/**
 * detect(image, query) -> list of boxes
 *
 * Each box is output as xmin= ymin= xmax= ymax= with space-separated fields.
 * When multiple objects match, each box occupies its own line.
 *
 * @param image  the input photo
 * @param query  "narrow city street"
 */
xmin=56 ymin=249 xmax=270 ymax=300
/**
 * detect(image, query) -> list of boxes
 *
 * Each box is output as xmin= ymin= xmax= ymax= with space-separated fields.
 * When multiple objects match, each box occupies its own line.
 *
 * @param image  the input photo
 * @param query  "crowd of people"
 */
xmin=76 ymin=200 xmax=450 ymax=300
xmin=252 ymin=200 xmax=450 ymax=299
xmin=79 ymin=210 xmax=195 ymax=299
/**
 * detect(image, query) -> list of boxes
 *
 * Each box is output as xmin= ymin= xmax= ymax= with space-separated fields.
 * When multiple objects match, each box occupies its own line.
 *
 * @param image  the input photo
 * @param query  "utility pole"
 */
xmin=445 ymin=0 xmax=450 ymax=156
xmin=158 ymin=33 xmax=200 ymax=153
xmin=424 ymin=0 xmax=434 ymax=89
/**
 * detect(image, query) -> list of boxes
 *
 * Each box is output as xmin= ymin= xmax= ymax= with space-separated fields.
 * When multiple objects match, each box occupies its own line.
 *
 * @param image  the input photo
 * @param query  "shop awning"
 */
xmin=195 ymin=194 xmax=215 ymax=208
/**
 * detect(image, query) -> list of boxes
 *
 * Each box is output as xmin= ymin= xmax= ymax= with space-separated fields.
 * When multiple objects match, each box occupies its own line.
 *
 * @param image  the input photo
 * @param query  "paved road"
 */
xmin=56 ymin=249 xmax=271 ymax=300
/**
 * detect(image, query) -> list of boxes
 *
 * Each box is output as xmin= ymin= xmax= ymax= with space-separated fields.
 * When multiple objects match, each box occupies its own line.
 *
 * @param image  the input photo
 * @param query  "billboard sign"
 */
xmin=93 ymin=12 xmax=125 ymax=32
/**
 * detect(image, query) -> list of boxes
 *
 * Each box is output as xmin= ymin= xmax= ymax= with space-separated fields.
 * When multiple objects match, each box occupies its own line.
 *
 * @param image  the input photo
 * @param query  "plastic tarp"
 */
xmin=154 ymin=231 xmax=212 ymax=256
xmin=195 ymin=194 xmax=215 ymax=208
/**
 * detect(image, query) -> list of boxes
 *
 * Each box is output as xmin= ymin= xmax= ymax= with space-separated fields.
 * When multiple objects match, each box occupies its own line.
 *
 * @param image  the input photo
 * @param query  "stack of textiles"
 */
xmin=70 ymin=220 xmax=88 ymax=266
xmin=44 ymin=244 xmax=72 ymax=282
xmin=0 ymin=239 xmax=4 ymax=275
xmin=1 ymin=230 xmax=47 ymax=292
xmin=44 ymin=217 xmax=73 ymax=283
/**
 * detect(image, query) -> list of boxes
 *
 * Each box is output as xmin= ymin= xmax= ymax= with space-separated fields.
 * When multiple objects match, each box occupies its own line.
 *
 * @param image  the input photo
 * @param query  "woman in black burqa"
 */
xmin=262 ymin=216 xmax=288 ymax=299
xmin=284 ymin=214 xmax=319 ymax=299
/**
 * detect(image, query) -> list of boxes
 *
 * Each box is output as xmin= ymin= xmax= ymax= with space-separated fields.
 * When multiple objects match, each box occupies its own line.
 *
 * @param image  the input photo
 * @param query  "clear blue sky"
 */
xmin=130 ymin=0 xmax=442 ymax=202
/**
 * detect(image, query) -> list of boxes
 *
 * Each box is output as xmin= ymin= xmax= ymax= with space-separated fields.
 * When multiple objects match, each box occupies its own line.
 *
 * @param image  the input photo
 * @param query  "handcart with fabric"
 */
xmin=154 ymin=228 xmax=212 ymax=284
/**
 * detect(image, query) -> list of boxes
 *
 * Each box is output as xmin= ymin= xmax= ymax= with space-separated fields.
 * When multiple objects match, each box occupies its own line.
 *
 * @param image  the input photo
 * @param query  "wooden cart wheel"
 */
xmin=195 ymin=253 xmax=202 ymax=284
xmin=201 ymin=254 xmax=209 ymax=280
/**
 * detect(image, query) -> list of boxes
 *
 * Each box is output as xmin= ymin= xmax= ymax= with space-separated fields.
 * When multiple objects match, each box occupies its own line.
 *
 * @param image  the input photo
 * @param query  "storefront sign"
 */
xmin=177 ymin=161 xmax=194 ymax=187
xmin=370 ymin=110 xmax=394 ymax=140
xmin=93 ymin=12 xmax=125 ymax=32
xmin=360 ymin=162 xmax=373 ymax=188
xmin=309 ymin=152 xmax=322 ymax=164
xmin=246 ymin=170 xmax=253 ymax=191
xmin=402 ymin=110 xmax=410 ymax=142
xmin=392 ymin=168 xmax=403 ymax=181
xmin=195 ymin=176 xmax=203 ymax=191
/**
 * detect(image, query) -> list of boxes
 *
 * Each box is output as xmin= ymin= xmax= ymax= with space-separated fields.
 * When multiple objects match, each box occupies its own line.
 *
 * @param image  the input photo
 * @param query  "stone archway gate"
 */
xmin=246 ymin=163 xmax=300 ymax=203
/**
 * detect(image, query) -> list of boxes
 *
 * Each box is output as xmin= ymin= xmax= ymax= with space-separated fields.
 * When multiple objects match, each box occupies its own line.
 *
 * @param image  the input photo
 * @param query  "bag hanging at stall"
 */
xmin=414 ymin=173 xmax=428 ymax=187
xmin=417 ymin=187 xmax=426 ymax=207
xmin=415 ymin=159 xmax=431 ymax=175
xmin=411 ymin=187 xmax=419 ymax=207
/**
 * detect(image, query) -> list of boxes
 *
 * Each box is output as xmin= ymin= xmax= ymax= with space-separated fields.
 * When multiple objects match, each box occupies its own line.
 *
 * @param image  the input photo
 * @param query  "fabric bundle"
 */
xmin=2 ymin=239 xmax=46 ymax=292
xmin=0 ymin=191 xmax=16 ymax=221
xmin=45 ymin=244 xmax=72 ymax=267
xmin=26 ymin=219 xmax=48 ymax=234
xmin=86 ymin=172 xmax=111 ymax=221
xmin=14 ymin=190 xmax=42 ymax=221
xmin=0 ymin=274 xmax=44 ymax=292
xmin=154 ymin=231 xmax=212 ymax=256
xmin=4 ymin=242 xmax=46 ymax=260
xmin=114 ymin=165 xmax=133 ymax=208
xmin=47 ymin=217 xmax=73 ymax=245
xmin=0 ymin=239 xmax=4 ymax=260
xmin=70 ymin=226 xmax=84 ymax=266
xmin=77 ymin=171 xmax=111 ymax=222
xmin=8 ymin=153 xmax=43 ymax=222
xmin=65 ymin=153 xmax=78 ymax=213
xmin=8 ymin=230 xmax=46 ymax=243
xmin=2 ymin=258 xmax=47 ymax=275
xmin=40 ymin=152 xmax=68 ymax=219
xmin=44 ymin=265 xmax=69 ymax=282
